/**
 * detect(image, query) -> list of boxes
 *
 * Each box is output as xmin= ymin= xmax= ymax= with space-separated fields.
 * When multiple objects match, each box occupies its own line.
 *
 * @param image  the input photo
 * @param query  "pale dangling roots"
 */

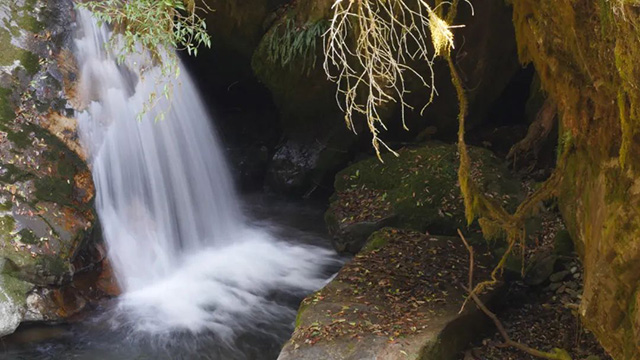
xmin=323 ymin=0 xmax=469 ymax=160
xmin=325 ymin=1 xmax=575 ymax=358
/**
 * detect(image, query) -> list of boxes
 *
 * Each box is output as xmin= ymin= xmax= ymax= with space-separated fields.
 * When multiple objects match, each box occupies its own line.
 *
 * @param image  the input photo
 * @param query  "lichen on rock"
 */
xmin=0 ymin=0 xmax=96 ymax=335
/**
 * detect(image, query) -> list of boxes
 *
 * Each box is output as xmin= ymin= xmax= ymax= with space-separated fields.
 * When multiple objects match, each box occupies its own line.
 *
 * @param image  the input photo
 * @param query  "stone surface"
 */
xmin=0 ymin=0 xmax=96 ymax=335
xmin=326 ymin=143 xmax=523 ymax=253
xmin=510 ymin=0 xmax=640 ymax=357
xmin=523 ymin=252 xmax=557 ymax=286
xmin=278 ymin=230 xmax=498 ymax=360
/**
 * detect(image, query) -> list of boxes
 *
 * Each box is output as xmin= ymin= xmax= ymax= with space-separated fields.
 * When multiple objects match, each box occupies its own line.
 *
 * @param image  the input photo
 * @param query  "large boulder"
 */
xmin=278 ymin=229 xmax=499 ymax=360
xmin=511 ymin=0 xmax=640 ymax=358
xmin=325 ymin=143 xmax=523 ymax=253
xmin=0 ymin=0 xmax=96 ymax=335
xmin=252 ymin=0 xmax=520 ymax=195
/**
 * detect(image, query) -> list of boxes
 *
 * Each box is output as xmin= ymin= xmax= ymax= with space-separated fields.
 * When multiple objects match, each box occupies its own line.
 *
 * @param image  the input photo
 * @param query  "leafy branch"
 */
xmin=77 ymin=0 xmax=213 ymax=119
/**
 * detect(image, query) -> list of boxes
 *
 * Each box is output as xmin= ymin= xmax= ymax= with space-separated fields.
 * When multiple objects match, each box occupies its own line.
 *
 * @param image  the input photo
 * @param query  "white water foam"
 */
xmin=73 ymin=9 xmax=334 ymax=340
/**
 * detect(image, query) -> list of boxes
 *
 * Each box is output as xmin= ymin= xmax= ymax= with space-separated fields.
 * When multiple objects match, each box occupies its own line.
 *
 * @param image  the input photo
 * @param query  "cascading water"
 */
xmin=73 ymin=8 xmax=335 ymax=345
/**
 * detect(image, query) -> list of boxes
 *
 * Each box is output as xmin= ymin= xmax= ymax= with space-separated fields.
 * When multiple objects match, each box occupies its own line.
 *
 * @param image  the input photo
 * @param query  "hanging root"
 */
xmin=323 ymin=0 xmax=465 ymax=160
xmin=458 ymin=230 xmax=572 ymax=360
xmin=448 ymin=17 xmax=573 ymax=359
xmin=507 ymin=98 xmax=557 ymax=169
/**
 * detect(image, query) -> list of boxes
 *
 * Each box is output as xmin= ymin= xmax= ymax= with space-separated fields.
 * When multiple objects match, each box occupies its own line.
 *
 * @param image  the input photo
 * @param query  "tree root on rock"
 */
xmin=507 ymin=98 xmax=558 ymax=170
xmin=457 ymin=230 xmax=572 ymax=360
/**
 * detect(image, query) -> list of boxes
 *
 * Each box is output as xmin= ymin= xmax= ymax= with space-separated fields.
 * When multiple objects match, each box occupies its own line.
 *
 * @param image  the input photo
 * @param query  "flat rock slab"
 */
xmin=278 ymin=229 xmax=498 ymax=360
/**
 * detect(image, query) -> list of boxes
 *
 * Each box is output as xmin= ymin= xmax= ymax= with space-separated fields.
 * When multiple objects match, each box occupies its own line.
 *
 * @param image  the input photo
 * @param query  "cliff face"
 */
xmin=0 ymin=0 xmax=99 ymax=335
xmin=510 ymin=1 xmax=640 ymax=357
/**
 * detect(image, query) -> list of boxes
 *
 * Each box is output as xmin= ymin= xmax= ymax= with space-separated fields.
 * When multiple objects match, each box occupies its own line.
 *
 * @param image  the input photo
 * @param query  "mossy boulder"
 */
xmin=0 ymin=0 xmax=95 ymax=336
xmin=252 ymin=0 xmax=519 ymax=195
xmin=326 ymin=142 xmax=523 ymax=253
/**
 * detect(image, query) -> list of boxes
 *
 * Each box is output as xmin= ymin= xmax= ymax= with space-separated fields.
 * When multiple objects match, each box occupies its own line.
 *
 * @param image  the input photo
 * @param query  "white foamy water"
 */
xmin=73 ymin=9 xmax=334 ymax=339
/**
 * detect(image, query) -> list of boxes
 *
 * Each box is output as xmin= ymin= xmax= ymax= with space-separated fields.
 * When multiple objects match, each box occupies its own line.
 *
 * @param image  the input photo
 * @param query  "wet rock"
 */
xmin=547 ymin=282 xmax=563 ymax=292
xmin=0 ymin=0 xmax=96 ymax=335
xmin=266 ymin=139 xmax=352 ymax=196
xmin=524 ymin=252 xmax=557 ymax=286
xmin=550 ymin=270 xmax=571 ymax=283
xmin=95 ymin=258 xmax=120 ymax=297
xmin=327 ymin=216 xmax=396 ymax=254
xmin=553 ymin=229 xmax=574 ymax=255
xmin=0 ymin=272 xmax=31 ymax=336
xmin=250 ymin=0 xmax=519 ymax=196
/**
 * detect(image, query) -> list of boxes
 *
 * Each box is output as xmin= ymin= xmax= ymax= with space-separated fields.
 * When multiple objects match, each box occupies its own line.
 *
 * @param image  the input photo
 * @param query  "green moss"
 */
xmin=0 ymin=163 xmax=34 ymax=184
xmin=0 ymin=87 xmax=15 ymax=123
xmin=0 ymin=216 xmax=16 ymax=235
xmin=6 ymin=129 xmax=32 ymax=149
xmin=20 ymin=51 xmax=40 ymax=75
xmin=36 ymin=254 xmax=68 ymax=278
xmin=362 ymin=228 xmax=393 ymax=252
xmin=17 ymin=229 xmax=38 ymax=245
xmin=16 ymin=14 xmax=45 ymax=34
xmin=295 ymin=290 xmax=323 ymax=328
xmin=332 ymin=143 xmax=522 ymax=235
xmin=0 ymin=29 xmax=20 ymax=66
xmin=553 ymin=229 xmax=574 ymax=255
xmin=32 ymin=137 xmax=86 ymax=208
xmin=0 ymin=273 xmax=31 ymax=306
xmin=0 ymin=29 xmax=40 ymax=75
xmin=0 ymin=199 xmax=12 ymax=212
xmin=34 ymin=175 xmax=73 ymax=206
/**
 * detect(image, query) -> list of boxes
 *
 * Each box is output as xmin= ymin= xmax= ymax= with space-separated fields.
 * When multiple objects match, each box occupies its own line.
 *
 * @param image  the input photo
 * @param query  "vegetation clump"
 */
xmin=257 ymin=18 xmax=328 ymax=74
xmin=78 ymin=0 xmax=213 ymax=118
xmin=78 ymin=0 xmax=212 ymax=61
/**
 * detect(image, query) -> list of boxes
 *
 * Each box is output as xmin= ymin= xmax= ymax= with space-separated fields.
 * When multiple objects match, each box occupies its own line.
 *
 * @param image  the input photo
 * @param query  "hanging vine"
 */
xmin=324 ymin=0 xmax=575 ymax=358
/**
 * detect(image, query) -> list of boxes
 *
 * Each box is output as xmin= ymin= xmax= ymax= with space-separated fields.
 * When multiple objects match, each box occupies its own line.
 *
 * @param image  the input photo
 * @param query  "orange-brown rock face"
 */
xmin=510 ymin=0 xmax=640 ymax=358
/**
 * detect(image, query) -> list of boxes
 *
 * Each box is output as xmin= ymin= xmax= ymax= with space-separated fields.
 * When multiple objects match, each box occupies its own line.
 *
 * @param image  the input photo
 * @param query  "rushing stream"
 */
xmin=0 ymin=10 xmax=339 ymax=360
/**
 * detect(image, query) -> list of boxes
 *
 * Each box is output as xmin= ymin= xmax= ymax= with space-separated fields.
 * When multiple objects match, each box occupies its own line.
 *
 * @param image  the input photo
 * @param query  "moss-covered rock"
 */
xmin=326 ymin=142 xmax=523 ymax=253
xmin=0 ymin=0 xmax=95 ymax=336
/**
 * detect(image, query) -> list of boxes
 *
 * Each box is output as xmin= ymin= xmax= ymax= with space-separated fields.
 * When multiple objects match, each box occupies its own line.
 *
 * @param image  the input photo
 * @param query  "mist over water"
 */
xmin=73 ymin=8 xmax=336 ymax=348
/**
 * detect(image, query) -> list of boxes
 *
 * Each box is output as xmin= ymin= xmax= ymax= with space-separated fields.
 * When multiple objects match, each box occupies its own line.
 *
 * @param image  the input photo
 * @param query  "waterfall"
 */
xmin=73 ymin=10 xmax=333 ymax=339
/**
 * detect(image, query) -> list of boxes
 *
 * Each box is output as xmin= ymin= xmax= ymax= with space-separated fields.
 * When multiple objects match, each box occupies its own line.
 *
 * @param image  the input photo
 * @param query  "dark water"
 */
xmin=0 ymin=195 xmax=342 ymax=360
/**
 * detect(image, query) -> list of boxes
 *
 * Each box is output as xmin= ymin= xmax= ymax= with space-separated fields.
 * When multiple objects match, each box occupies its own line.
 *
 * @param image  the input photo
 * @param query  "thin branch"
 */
xmin=457 ymin=231 xmax=572 ymax=360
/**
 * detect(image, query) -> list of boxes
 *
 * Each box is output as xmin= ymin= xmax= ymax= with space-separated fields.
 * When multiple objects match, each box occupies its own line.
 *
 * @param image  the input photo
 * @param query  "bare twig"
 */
xmin=457 ymin=231 xmax=572 ymax=360
xmin=457 ymin=228 xmax=473 ymax=313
